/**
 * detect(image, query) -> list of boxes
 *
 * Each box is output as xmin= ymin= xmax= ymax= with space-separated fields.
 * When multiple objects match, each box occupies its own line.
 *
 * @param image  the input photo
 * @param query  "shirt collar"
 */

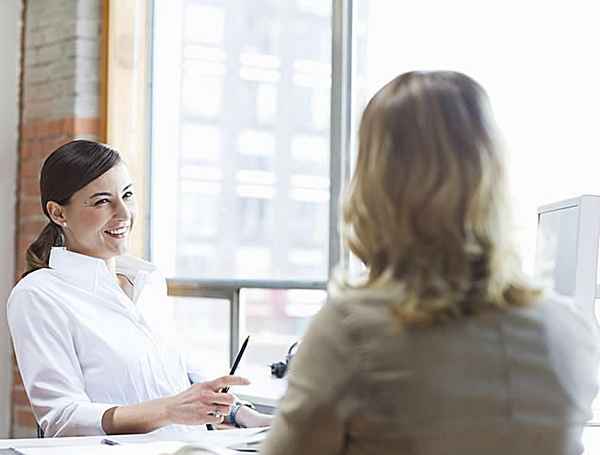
xmin=48 ymin=247 xmax=157 ymax=293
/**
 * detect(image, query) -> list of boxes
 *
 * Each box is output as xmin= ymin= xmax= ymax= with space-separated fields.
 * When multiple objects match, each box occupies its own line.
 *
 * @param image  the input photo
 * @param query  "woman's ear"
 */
xmin=46 ymin=201 xmax=67 ymax=227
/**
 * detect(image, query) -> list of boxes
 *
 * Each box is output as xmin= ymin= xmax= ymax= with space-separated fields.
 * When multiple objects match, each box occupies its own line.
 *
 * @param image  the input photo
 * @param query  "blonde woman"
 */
xmin=261 ymin=71 xmax=599 ymax=454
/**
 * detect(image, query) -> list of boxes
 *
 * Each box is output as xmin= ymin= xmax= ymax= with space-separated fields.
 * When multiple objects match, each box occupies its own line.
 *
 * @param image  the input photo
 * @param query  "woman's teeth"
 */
xmin=105 ymin=227 xmax=128 ymax=238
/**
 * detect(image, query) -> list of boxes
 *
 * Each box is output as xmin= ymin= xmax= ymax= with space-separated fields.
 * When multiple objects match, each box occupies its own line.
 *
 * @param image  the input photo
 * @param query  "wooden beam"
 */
xmin=99 ymin=0 xmax=109 ymax=143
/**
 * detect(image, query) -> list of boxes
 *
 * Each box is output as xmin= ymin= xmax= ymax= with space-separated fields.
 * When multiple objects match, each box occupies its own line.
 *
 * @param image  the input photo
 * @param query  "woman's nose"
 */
xmin=114 ymin=198 xmax=131 ymax=220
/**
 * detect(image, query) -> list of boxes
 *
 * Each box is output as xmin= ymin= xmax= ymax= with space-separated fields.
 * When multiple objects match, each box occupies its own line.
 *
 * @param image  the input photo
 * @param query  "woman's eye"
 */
xmin=94 ymin=199 xmax=110 ymax=206
xmin=123 ymin=191 xmax=134 ymax=199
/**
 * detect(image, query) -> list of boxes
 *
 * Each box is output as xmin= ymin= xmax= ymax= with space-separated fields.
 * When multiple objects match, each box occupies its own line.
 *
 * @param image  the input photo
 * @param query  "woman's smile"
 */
xmin=104 ymin=224 xmax=130 ymax=240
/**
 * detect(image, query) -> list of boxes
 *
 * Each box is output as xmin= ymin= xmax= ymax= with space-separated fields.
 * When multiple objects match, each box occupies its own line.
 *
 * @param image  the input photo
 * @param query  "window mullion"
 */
xmin=230 ymin=288 xmax=240 ymax=366
xmin=329 ymin=0 xmax=353 ymax=276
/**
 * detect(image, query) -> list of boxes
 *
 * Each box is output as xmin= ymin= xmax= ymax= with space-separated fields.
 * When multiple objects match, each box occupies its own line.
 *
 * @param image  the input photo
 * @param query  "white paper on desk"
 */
xmin=14 ymin=441 xmax=236 ymax=455
xmin=226 ymin=428 xmax=268 ymax=451
xmin=145 ymin=426 xmax=269 ymax=448
xmin=14 ymin=441 xmax=186 ymax=455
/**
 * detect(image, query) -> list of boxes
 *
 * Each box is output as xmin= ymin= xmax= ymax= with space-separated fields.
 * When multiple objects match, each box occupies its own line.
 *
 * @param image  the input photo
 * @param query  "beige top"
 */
xmin=261 ymin=293 xmax=599 ymax=455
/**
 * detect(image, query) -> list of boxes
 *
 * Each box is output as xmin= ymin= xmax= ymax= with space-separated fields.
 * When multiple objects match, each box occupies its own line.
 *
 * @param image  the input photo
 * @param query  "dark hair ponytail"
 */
xmin=23 ymin=140 xmax=121 ymax=278
xmin=25 ymin=223 xmax=64 ymax=277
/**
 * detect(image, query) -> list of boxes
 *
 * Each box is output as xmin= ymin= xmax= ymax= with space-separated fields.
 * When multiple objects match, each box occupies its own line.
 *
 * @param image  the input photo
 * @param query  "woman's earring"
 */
xmin=60 ymin=223 xmax=67 ymax=246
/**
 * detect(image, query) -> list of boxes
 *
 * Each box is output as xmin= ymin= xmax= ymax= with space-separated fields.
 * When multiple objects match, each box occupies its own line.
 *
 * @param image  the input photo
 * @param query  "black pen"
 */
xmin=100 ymin=438 xmax=120 ymax=446
xmin=207 ymin=335 xmax=250 ymax=430
xmin=222 ymin=335 xmax=250 ymax=393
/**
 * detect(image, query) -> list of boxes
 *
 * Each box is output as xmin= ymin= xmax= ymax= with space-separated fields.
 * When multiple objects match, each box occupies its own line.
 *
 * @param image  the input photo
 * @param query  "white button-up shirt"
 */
xmin=7 ymin=247 xmax=192 ymax=437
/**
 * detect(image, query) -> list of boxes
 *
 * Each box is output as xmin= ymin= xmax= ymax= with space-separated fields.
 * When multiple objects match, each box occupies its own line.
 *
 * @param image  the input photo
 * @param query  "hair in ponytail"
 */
xmin=22 ymin=140 xmax=121 ymax=278
xmin=24 ymin=223 xmax=64 ymax=277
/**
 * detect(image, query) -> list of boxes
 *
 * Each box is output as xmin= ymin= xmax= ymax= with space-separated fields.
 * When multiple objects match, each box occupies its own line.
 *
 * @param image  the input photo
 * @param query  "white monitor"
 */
xmin=534 ymin=195 xmax=600 ymax=320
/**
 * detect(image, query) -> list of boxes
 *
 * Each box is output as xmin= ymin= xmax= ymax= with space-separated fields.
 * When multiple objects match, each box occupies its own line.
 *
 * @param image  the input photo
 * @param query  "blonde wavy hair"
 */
xmin=331 ymin=71 xmax=540 ymax=326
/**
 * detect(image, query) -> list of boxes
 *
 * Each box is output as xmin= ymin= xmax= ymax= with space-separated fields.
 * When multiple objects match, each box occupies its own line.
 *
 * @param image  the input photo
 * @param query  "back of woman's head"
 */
xmin=335 ymin=71 xmax=539 ymax=325
xmin=24 ymin=140 xmax=121 ymax=277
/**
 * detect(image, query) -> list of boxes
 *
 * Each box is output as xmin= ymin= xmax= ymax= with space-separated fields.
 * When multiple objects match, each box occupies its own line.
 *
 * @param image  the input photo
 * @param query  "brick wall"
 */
xmin=12 ymin=0 xmax=103 ymax=438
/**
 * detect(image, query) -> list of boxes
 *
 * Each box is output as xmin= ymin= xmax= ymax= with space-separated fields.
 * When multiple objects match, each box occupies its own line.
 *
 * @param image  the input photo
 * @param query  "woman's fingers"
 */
xmin=205 ymin=413 xmax=225 ymax=424
xmin=168 ymin=386 xmax=240 ymax=425
xmin=188 ymin=386 xmax=235 ymax=406
xmin=170 ymin=377 xmax=251 ymax=425
xmin=206 ymin=404 xmax=231 ymax=416
xmin=209 ymin=392 xmax=236 ymax=406
xmin=209 ymin=375 xmax=250 ymax=391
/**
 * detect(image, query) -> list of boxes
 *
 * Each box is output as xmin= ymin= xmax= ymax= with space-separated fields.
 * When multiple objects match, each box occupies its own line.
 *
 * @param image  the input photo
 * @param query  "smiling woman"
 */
xmin=47 ymin=164 xmax=135 ymax=261
xmin=23 ymin=141 xmax=124 ymax=276
xmin=7 ymin=140 xmax=269 ymax=437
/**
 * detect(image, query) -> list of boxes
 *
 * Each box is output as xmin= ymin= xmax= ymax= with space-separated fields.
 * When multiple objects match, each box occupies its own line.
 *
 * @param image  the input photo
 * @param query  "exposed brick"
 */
xmin=19 ymin=196 xmax=43 ymax=219
xmin=37 ymin=119 xmax=58 ymax=137
xmin=18 ymin=236 xmax=37 ymax=259
xmin=19 ymin=213 xmax=45 ymax=229
xmin=19 ymin=176 xmax=40 ymax=199
xmin=12 ymin=387 xmax=30 ymax=407
xmin=19 ymin=123 xmax=36 ymax=141
xmin=39 ymin=136 xmax=70 ymax=155
xmin=12 ymin=424 xmax=37 ymax=439
xmin=72 ymin=117 xmax=99 ymax=135
xmin=20 ymin=118 xmax=99 ymax=148
xmin=12 ymin=0 xmax=103 ymax=437
xmin=12 ymin=364 xmax=21 ymax=383
xmin=15 ymin=259 xmax=27 ymax=282
xmin=20 ymin=156 xmax=43 ymax=180
xmin=15 ymin=407 xmax=36 ymax=428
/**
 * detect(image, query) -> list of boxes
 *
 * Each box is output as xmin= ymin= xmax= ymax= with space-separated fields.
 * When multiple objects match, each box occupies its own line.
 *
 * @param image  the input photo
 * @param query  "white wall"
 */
xmin=0 ymin=0 xmax=21 ymax=438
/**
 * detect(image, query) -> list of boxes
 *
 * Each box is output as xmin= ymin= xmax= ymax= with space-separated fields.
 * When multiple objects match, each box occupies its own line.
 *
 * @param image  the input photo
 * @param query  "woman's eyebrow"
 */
xmin=122 ymin=183 xmax=133 ymax=192
xmin=88 ymin=191 xmax=112 ymax=199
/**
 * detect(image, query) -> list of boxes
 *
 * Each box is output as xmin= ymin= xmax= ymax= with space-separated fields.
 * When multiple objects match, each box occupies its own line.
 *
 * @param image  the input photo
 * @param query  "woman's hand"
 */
xmin=102 ymin=375 xmax=251 ymax=434
xmin=164 ymin=375 xmax=250 ymax=426
xmin=233 ymin=405 xmax=273 ymax=428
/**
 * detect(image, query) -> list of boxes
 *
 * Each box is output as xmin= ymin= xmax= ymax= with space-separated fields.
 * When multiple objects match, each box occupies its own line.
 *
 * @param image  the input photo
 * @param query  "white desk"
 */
xmin=0 ymin=427 xmax=267 ymax=454
xmin=0 ymin=427 xmax=600 ymax=455
xmin=583 ymin=426 xmax=600 ymax=454
xmin=235 ymin=376 xmax=287 ymax=411
xmin=230 ymin=364 xmax=288 ymax=412
xmin=3 ymin=425 xmax=600 ymax=453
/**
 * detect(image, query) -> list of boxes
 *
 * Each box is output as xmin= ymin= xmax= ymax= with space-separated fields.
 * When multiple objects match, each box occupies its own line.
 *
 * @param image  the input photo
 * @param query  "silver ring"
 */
xmin=209 ymin=409 xmax=222 ymax=418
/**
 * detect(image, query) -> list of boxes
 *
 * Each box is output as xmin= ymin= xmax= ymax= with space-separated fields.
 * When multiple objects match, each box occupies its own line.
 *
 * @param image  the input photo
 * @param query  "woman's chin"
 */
xmin=102 ymin=238 xmax=130 ymax=257
xmin=114 ymin=242 xmax=129 ymax=256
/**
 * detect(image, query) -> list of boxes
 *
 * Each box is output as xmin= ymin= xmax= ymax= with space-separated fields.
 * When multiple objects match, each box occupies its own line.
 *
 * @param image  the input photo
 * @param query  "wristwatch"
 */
xmin=228 ymin=400 xmax=256 ymax=428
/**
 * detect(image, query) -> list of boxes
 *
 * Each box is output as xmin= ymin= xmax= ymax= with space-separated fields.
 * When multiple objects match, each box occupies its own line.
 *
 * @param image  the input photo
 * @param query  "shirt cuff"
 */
xmin=44 ymin=402 xmax=117 ymax=437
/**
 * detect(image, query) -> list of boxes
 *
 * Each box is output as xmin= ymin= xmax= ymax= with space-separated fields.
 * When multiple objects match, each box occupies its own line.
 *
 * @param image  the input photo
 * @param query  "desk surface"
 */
xmin=231 ymin=365 xmax=288 ymax=411
xmin=0 ymin=427 xmax=266 ymax=453
xmin=3 ymin=425 xmax=600 ymax=453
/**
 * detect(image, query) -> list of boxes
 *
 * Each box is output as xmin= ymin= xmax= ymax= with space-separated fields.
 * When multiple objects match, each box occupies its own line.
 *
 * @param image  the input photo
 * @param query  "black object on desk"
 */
xmin=100 ymin=438 xmax=120 ymax=446
xmin=207 ymin=335 xmax=250 ymax=431
xmin=270 ymin=340 xmax=300 ymax=378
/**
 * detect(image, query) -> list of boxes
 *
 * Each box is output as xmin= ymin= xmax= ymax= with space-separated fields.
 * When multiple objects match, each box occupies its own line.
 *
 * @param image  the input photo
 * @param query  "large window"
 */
xmin=151 ymin=0 xmax=333 ymax=397
xmin=152 ymin=0 xmax=332 ymax=282
xmin=351 ymin=1 xmax=600 ymax=275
